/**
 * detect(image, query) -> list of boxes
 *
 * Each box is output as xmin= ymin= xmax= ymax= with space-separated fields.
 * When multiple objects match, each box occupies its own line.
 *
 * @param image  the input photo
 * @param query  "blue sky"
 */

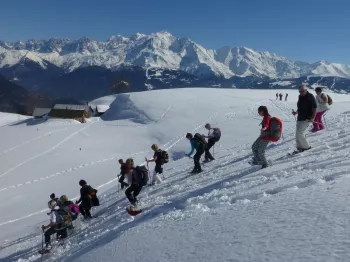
xmin=0 ymin=0 xmax=349 ymax=64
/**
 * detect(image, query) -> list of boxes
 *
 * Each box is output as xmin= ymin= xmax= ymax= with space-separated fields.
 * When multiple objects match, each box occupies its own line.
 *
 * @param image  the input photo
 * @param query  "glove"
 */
xmin=292 ymin=111 xmax=297 ymax=116
xmin=41 ymin=225 xmax=45 ymax=231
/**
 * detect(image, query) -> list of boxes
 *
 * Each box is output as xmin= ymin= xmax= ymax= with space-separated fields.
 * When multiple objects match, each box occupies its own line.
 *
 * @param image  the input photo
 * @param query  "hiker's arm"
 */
xmin=187 ymin=141 xmax=195 ymax=156
xmin=261 ymin=117 xmax=271 ymax=131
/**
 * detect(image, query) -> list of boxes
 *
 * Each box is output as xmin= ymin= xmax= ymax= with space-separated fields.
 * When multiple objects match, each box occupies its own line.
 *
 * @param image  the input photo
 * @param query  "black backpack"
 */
xmin=193 ymin=133 xmax=207 ymax=149
xmin=134 ymin=166 xmax=149 ymax=185
xmin=159 ymin=150 xmax=169 ymax=164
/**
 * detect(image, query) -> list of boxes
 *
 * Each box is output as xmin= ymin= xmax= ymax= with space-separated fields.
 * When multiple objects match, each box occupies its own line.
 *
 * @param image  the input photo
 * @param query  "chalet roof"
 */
xmin=32 ymin=108 xmax=51 ymax=117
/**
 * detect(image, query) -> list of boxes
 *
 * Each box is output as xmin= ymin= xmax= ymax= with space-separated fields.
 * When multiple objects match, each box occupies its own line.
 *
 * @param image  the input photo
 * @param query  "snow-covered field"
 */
xmin=1 ymin=88 xmax=350 ymax=262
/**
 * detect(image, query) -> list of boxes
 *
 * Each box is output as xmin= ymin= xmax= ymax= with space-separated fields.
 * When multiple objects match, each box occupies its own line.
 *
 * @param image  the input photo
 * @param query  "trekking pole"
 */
xmin=117 ymin=175 xmax=120 ymax=193
xmin=213 ymin=145 xmax=215 ymax=158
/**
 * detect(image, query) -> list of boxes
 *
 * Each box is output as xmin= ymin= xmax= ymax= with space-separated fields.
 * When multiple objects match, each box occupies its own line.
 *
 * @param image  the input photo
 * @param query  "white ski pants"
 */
xmin=151 ymin=171 xmax=162 ymax=184
xmin=296 ymin=121 xmax=311 ymax=150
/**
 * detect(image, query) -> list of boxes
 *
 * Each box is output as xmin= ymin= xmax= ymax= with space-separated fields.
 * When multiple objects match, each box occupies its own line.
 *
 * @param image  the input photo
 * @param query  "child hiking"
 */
xmin=146 ymin=144 xmax=169 ymax=185
xmin=186 ymin=133 xmax=207 ymax=174
xmin=250 ymin=106 xmax=282 ymax=168
xmin=125 ymin=158 xmax=149 ymax=207
xmin=203 ymin=123 xmax=221 ymax=163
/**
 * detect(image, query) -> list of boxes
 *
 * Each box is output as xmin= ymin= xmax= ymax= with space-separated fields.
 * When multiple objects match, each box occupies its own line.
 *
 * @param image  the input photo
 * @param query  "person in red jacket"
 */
xmin=251 ymin=106 xmax=271 ymax=169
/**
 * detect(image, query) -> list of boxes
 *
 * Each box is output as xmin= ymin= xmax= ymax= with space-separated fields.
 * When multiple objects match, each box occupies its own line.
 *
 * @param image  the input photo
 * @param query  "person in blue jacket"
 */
xmin=185 ymin=133 xmax=206 ymax=174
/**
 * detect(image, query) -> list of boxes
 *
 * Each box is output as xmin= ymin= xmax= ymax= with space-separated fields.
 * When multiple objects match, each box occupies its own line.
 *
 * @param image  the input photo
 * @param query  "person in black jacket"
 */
xmin=75 ymin=180 xmax=99 ymax=219
xmin=292 ymin=85 xmax=317 ymax=153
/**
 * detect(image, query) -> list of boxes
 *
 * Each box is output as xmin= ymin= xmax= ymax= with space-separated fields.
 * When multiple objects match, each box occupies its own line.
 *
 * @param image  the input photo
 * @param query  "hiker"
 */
xmin=285 ymin=93 xmax=288 ymax=101
xmin=146 ymin=144 xmax=169 ymax=185
xmin=276 ymin=93 xmax=278 ymax=100
xmin=185 ymin=133 xmax=206 ymax=174
xmin=292 ymin=85 xmax=317 ymax=153
xmin=75 ymin=180 xmax=99 ymax=219
xmin=203 ymin=123 xmax=221 ymax=162
xmin=59 ymin=195 xmax=80 ymax=222
xmin=125 ymin=159 xmax=149 ymax=206
xmin=49 ymin=193 xmax=60 ymax=206
xmin=313 ymin=87 xmax=330 ymax=132
xmin=41 ymin=200 xmax=68 ymax=250
xmin=118 ymin=159 xmax=130 ymax=190
xmin=251 ymin=106 xmax=271 ymax=169
xmin=279 ymin=93 xmax=283 ymax=101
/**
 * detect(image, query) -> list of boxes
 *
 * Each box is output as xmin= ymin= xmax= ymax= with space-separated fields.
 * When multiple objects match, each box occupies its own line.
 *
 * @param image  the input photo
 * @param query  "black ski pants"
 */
xmin=119 ymin=173 xmax=129 ymax=189
xmin=205 ymin=138 xmax=216 ymax=161
xmin=44 ymin=226 xmax=67 ymax=247
xmin=79 ymin=199 xmax=92 ymax=218
xmin=155 ymin=162 xmax=163 ymax=174
xmin=125 ymin=184 xmax=143 ymax=203
xmin=193 ymin=148 xmax=205 ymax=171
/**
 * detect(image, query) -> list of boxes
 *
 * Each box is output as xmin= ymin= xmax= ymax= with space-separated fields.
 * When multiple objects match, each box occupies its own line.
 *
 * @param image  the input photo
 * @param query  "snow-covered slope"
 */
xmin=1 ymin=88 xmax=350 ymax=261
xmin=1 ymin=31 xmax=350 ymax=79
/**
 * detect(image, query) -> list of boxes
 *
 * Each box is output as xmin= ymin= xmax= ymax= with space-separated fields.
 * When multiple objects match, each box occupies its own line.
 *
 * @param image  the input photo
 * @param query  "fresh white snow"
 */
xmin=0 ymin=88 xmax=350 ymax=261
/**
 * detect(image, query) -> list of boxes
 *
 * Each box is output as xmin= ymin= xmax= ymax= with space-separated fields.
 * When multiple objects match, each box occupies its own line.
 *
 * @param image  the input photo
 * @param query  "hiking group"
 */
xmin=276 ymin=92 xmax=288 ymax=101
xmin=40 ymin=84 xmax=331 ymax=254
xmin=41 ymin=181 xmax=100 ymax=253
xmin=255 ymin=85 xmax=332 ymax=168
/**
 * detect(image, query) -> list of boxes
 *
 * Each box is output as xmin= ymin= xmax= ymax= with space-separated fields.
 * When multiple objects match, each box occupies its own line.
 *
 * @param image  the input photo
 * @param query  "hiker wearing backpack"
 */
xmin=203 ymin=123 xmax=221 ymax=163
xmin=41 ymin=200 xmax=68 ymax=250
xmin=312 ymin=87 xmax=331 ymax=132
xmin=251 ymin=106 xmax=271 ymax=169
xmin=186 ymin=133 xmax=207 ymax=174
xmin=292 ymin=85 xmax=317 ymax=153
xmin=279 ymin=93 xmax=283 ymax=101
xmin=59 ymin=195 xmax=80 ymax=222
xmin=118 ymin=159 xmax=130 ymax=190
xmin=76 ymin=180 xmax=99 ymax=219
xmin=146 ymin=144 xmax=169 ymax=185
xmin=125 ymin=158 xmax=149 ymax=206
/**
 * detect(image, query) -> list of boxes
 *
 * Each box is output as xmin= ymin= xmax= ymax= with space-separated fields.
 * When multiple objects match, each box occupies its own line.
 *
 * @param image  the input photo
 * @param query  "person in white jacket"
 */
xmin=313 ymin=87 xmax=330 ymax=132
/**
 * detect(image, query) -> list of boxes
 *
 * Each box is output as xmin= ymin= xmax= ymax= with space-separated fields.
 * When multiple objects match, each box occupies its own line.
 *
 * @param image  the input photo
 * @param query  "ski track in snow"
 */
xmin=0 ymin=121 xmax=95 ymax=179
xmin=1 ymin=98 xmax=350 ymax=261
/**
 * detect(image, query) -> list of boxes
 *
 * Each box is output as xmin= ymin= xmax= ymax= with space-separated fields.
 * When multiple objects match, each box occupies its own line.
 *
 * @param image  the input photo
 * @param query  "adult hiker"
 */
xmin=185 ymin=133 xmax=206 ymax=174
xmin=276 ymin=93 xmax=278 ymax=100
xmin=292 ymin=85 xmax=317 ymax=153
xmin=146 ymin=144 xmax=169 ymax=185
xmin=125 ymin=158 xmax=149 ymax=207
xmin=279 ymin=93 xmax=283 ymax=101
xmin=75 ymin=180 xmax=99 ymax=219
xmin=251 ymin=106 xmax=271 ymax=169
xmin=285 ymin=93 xmax=288 ymax=101
xmin=118 ymin=159 xmax=130 ymax=190
xmin=203 ymin=123 xmax=221 ymax=163
xmin=41 ymin=200 xmax=68 ymax=251
xmin=312 ymin=87 xmax=330 ymax=132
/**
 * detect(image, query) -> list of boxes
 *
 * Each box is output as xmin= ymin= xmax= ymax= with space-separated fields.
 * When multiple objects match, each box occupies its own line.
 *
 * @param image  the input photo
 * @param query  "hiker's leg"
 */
xmin=205 ymin=139 xmax=215 ymax=160
xmin=318 ymin=111 xmax=325 ymax=130
xmin=133 ymin=185 xmax=143 ymax=200
xmin=257 ymin=140 xmax=269 ymax=166
xmin=44 ymin=227 xmax=56 ymax=247
xmin=252 ymin=137 xmax=260 ymax=162
xmin=125 ymin=185 xmax=135 ymax=203
xmin=296 ymin=121 xmax=310 ymax=150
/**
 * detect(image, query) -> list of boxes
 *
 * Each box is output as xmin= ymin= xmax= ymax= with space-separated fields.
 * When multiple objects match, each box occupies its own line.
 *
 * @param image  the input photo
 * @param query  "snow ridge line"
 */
xmin=0 ymin=112 xmax=219 ymax=227
xmin=0 ymin=121 xmax=95 ymax=179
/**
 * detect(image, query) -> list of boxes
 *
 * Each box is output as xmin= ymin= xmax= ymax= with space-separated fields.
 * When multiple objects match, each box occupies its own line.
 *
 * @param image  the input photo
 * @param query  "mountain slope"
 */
xmin=1 ymin=89 xmax=350 ymax=261
xmin=1 ymin=32 xmax=349 ymax=79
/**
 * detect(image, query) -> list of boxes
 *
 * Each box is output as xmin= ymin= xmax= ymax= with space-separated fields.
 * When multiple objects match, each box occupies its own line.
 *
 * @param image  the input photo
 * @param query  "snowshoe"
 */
xmin=126 ymin=206 xmax=142 ymax=216
xmin=39 ymin=249 xmax=51 ymax=255
xmin=248 ymin=160 xmax=261 ymax=166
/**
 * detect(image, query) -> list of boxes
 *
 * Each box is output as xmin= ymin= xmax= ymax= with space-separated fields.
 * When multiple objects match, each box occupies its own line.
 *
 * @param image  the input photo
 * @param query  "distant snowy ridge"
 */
xmin=1 ymin=31 xmax=350 ymax=79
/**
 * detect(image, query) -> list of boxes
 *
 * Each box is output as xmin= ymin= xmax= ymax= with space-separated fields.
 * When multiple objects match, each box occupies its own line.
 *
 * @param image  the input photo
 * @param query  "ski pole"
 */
xmin=213 ymin=145 xmax=215 ymax=158
xmin=323 ymin=115 xmax=328 ymax=130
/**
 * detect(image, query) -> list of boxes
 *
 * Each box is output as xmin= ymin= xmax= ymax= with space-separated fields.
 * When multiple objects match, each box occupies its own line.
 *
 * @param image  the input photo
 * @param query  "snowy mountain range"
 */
xmin=1 ymin=31 xmax=350 ymax=79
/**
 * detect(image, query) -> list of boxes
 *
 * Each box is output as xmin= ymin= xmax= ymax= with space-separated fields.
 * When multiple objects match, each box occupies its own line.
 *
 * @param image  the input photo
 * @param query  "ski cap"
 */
xmin=79 ymin=179 xmax=87 ymax=186
xmin=50 ymin=193 xmax=55 ymax=199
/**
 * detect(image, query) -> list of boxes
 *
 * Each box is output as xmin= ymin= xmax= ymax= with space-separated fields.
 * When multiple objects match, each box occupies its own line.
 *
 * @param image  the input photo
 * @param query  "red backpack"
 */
xmin=269 ymin=117 xmax=283 ymax=142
